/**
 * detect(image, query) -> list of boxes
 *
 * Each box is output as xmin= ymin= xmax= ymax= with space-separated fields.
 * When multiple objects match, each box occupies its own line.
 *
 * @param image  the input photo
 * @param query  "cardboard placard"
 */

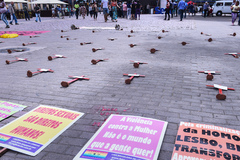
xmin=74 ymin=114 xmax=168 ymax=160
xmin=0 ymin=105 xmax=84 ymax=156
xmin=0 ymin=101 xmax=27 ymax=121
xmin=214 ymin=84 xmax=228 ymax=91
xmin=171 ymin=122 xmax=240 ymax=160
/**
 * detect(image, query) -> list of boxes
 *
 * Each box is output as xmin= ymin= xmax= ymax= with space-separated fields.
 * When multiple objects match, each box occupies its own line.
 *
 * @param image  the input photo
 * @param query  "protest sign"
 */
xmin=74 ymin=114 xmax=168 ymax=160
xmin=0 ymin=105 xmax=84 ymax=156
xmin=0 ymin=101 xmax=27 ymax=121
xmin=171 ymin=122 xmax=240 ymax=160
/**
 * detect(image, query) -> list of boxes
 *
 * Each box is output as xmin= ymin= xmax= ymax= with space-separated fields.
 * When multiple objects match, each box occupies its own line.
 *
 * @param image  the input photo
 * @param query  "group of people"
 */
xmin=101 ymin=0 xmax=142 ymax=22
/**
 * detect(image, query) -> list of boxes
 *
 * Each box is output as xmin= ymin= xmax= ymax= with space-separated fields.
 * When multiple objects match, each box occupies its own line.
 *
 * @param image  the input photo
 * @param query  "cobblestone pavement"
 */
xmin=0 ymin=13 xmax=240 ymax=160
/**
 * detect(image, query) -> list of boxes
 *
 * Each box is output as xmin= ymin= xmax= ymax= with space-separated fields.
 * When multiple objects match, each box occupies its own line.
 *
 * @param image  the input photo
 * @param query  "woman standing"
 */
xmin=231 ymin=1 xmax=240 ymax=25
xmin=0 ymin=0 xmax=10 ymax=28
xmin=111 ymin=0 xmax=119 ymax=22
xmin=135 ymin=0 xmax=141 ymax=20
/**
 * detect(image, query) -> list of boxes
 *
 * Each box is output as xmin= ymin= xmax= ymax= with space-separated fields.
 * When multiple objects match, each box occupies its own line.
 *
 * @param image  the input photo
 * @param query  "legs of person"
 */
xmin=38 ymin=13 xmax=41 ymax=22
xmin=238 ymin=13 xmax=240 ymax=25
xmin=232 ymin=13 xmax=237 ymax=24
xmin=1 ymin=13 xmax=9 ymax=27
xmin=12 ymin=14 xmax=18 ymax=24
xmin=10 ymin=14 xmax=13 ymax=24
xmin=179 ymin=9 xmax=183 ymax=21
xmin=184 ymin=9 xmax=186 ymax=18
xmin=35 ymin=13 xmax=38 ymax=22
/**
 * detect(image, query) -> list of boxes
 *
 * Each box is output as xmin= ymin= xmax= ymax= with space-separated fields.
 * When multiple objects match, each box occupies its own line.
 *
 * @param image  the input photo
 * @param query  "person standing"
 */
xmin=127 ymin=0 xmax=131 ymax=19
xmin=0 ymin=0 xmax=9 ymax=28
xmin=203 ymin=1 xmax=209 ymax=17
xmin=23 ymin=5 xmax=30 ymax=20
xmin=80 ymin=4 xmax=87 ymax=19
xmin=34 ymin=4 xmax=41 ymax=22
xmin=101 ymin=0 xmax=109 ymax=22
xmin=9 ymin=1 xmax=19 ymax=25
xmin=111 ymin=0 xmax=119 ymax=22
xmin=92 ymin=2 xmax=98 ymax=20
xmin=131 ymin=0 xmax=136 ymax=20
xmin=231 ymin=1 xmax=240 ymax=25
xmin=122 ymin=2 xmax=127 ymax=18
xmin=74 ymin=2 xmax=80 ymax=19
xmin=178 ymin=0 xmax=185 ymax=21
xmin=164 ymin=0 xmax=171 ymax=20
xmin=146 ymin=3 xmax=150 ymax=14
xmin=135 ymin=0 xmax=141 ymax=20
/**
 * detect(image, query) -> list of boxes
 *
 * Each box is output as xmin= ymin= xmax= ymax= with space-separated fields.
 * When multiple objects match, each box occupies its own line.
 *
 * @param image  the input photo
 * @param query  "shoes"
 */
xmin=6 ymin=25 xmax=10 ymax=28
xmin=164 ymin=18 xmax=166 ymax=20
xmin=35 ymin=20 xmax=37 ymax=22
xmin=16 ymin=23 xmax=19 ymax=25
xmin=10 ymin=22 xmax=13 ymax=25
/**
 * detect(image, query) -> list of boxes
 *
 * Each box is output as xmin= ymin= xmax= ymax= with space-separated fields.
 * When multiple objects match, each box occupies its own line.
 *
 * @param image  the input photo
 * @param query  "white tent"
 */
xmin=29 ymin=0 xmax=68 ymax=4
xmin=4 ymin=0 xmax=28 ymax=3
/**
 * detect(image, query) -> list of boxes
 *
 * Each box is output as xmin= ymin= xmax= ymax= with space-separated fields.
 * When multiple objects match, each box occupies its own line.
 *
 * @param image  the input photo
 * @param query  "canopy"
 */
xmin=4 ymin=0 xmax=28 ymax=3
xmin=29 ymin=0 xmax=68 ymax=4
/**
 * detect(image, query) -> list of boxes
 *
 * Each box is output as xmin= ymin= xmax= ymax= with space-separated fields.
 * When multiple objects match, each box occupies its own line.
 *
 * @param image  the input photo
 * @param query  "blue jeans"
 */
xmin=35 ymin=13 xmax=41 ymax=22
xmin=127 ymin=8 xmax=131 ymax=19
xmin=10 ymin=13 xmax=18 ymax=24
xmin=1 ymin=12 xmax=9 ymax=26
xmin=179 ymin=9 xmax=184 ymax=21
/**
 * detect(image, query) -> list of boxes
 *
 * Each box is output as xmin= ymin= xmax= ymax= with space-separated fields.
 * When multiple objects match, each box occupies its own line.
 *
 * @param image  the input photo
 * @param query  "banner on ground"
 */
xmin=0 ymin=101 xmax=27 ymax=121
xmin=74 ymin=114 xmax=168 ymax=160
xmin=171 ymin=122 xmax=240 ymax=160
xmin=0 ymin=105 xmax=84 ymax=156
xmin=0 ymin=31 xmax=50 ymax=36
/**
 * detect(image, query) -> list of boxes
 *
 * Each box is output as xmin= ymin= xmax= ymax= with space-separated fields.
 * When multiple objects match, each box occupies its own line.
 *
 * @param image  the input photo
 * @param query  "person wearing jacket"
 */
xmin=178 ymin=0 xmax=185 ymax=21
xmin=8 ymin=1 xmax=19 ymax=25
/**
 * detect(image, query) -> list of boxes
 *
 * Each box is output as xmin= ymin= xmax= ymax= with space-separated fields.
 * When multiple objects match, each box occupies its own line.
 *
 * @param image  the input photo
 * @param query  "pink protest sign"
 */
xmin=74 ymin=114 xmax=168 ymax=160
xmin=0 ymin=31 xmax=50 ymax=36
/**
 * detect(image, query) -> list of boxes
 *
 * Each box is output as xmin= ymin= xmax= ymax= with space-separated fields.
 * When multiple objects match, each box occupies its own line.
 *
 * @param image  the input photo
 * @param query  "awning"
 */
xmin=29 ymin=0 xmax=68 ymax=4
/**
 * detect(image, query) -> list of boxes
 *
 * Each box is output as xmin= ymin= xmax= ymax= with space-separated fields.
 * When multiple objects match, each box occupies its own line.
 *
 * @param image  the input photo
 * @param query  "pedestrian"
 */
xmin=146 ymin=3 xmax=150 ymax=14
xmin=101 ymin=0 xmax=109 ymax=22
xmin=23 ymin=5 xmax=30 ymax=20
xmin=0 ymin=0 xmax=9 ymax=28
xmin=178 ymin=0 xmax=185 ymax=21
xmin=231 ymin=1 xmax=240 ymax=25
xmin=92 ymin=2 xmax=98 ymax=20
xmin=8 ymin=1 xmax=19 ymax=25
xmin=80 ymin=4 xmax=87 ymax=19
xmin=164 ymin=0 xmax=171 ymax=20
xmin=51 ymin=6 xmax=55 ymax=18
xmin=203 ymin=1 xmax=209 ymax=18
xmin=170 ymin=0 xmax=174 ymax=18
xmin=34 ymin=4 xmax=41 ymax=22
xmin=135 ymin=0 xmax=141 ymax=20
xmin=74 ymin=2 xmax=80 ymax=19
xmin=123 ymin=2 xmax=127 ymax=18
xmin=111 ymin=0 xmax=119 ymax=22
xmin=89 ymin=3 xmax=93 ymax=17
xmin=131 ymin=0 xmax=136 ymax=20
xmin=127 ymin=0 xmax=131 ymax=19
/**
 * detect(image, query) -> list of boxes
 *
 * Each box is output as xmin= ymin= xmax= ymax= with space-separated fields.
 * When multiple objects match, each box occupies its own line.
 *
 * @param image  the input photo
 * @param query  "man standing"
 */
xmin=74 ymin=2 xmax=80 ymax=19
xmin=101 ymin=0 xmax=109 ymax=22
xmin=203 ymin=1 xmax=209 ymax=18
xmin=8 ymin=1 xmax=19 ymax=25
xmin=34 ymin=4 xmax=41 ymax=22
xmin=178 ymin=0 xmax=185 ymax=21
xmin=23 ymin=5 xmax=30 ymax=21
xmin=0 ymin=0 xmax=10 ymax=28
